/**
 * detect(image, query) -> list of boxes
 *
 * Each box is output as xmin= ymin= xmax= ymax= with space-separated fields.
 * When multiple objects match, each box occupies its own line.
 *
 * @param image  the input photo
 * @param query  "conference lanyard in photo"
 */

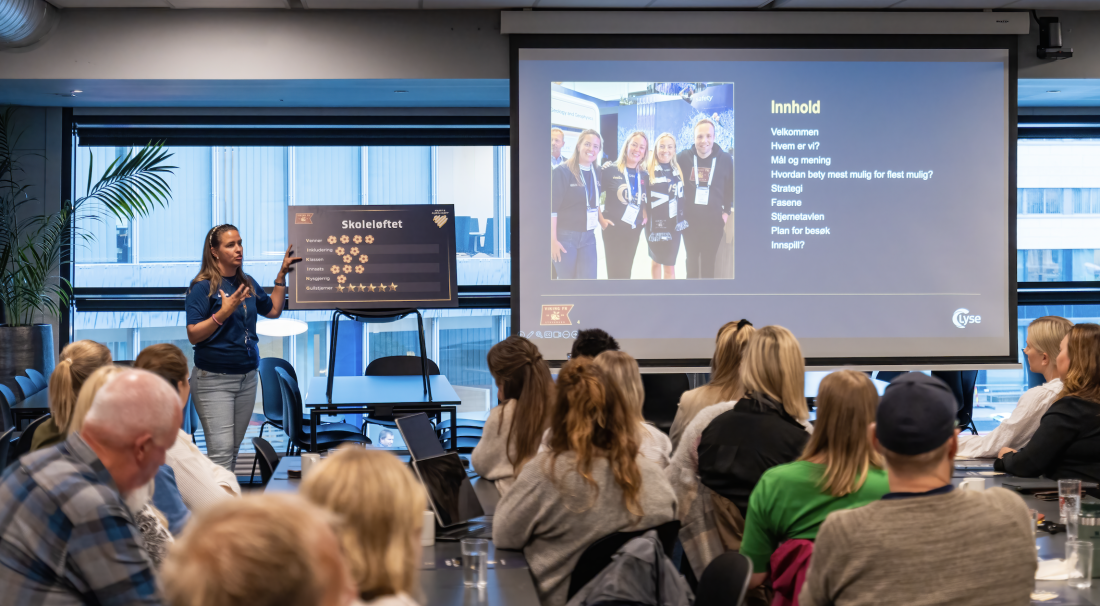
xmin=620 ymin=168 xmax=642 ymax=229
xmin=580 ymin=168 xmax=599 ymax=231
xmin=693 ymin=155 xmax=716 ymax=206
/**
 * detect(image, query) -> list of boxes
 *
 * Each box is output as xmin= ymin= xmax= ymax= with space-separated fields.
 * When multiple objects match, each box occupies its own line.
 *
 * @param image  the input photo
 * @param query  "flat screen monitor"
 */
xmin=413 ymin=453 xmax=485 ymax=528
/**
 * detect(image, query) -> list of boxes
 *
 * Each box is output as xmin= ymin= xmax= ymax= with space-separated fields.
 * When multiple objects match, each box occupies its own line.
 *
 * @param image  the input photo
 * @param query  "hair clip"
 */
xmin=737 ymin=319 xmax=753 ymax=330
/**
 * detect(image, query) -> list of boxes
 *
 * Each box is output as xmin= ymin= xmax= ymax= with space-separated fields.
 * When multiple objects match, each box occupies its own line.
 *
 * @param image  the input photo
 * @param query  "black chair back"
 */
xmin=259 ymin=357 xmax=296 ymax=428
xmin=10 ymin=414 xmax=50 ymax=464
xmin=251 ymin=437 xmax=280 ymax=486
xmin=365 ymin=356 xmax=440 ymax=376
xmin=13 ymin=375 xmax=38 ymax=399
xmin=641 ymin=374 xmax=690 ymax=433
xmin=0 ymin=383 xmax=16 ymax=433
xmin=0 ymin=427 xmax=13 ymax=470
xmin=23 ymin=369 xmax=47 ymax=391
xmin=695 ymin=550 xmax=753 ymax=606
xmin=566 ymin=520 xmax=681 ymax=600
xmin=276 ymin=368 xmax=303 ymax=452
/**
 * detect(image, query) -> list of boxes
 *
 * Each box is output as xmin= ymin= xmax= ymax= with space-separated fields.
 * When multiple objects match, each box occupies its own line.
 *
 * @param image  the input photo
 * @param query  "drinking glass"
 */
xmin=462 ymin=538 xmax=488 ymax=588
xmin=1029 ymin=508 xmax=1041 ymax=554
xmin=1060 ymin=479 xmax=1082 ymax=525
xmin=1067 ymin=540 xmax=1094 ymax=589
xmin=1067 ymin=510 xmax=1081 ymax=543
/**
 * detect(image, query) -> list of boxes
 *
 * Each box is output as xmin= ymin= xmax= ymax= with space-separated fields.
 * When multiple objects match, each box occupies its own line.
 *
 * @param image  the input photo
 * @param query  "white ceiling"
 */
xmin=39 ymin=0 xmax=1100 ymax=8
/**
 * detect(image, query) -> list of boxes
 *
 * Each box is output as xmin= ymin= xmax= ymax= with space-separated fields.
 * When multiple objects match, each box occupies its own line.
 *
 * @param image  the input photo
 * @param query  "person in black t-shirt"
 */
xmin=677 ymin=119 xmax=733 ymax=279
xmin=599 ymin=131 xmax=650 ymax=280
xmin=551 ymin=129 xmax=604 ymax=280
xmin=645 ymin=132 xmax=687 ymax=279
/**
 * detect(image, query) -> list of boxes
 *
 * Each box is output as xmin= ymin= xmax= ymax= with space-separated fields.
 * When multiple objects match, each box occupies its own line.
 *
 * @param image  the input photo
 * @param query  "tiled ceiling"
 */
xmin=39 ymin=0 xmax=1100 ymax=8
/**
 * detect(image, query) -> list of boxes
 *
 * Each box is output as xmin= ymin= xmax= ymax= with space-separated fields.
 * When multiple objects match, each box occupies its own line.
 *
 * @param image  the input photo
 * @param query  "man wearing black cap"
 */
xmin=799 ymin=373 xmax=1037 ymax=606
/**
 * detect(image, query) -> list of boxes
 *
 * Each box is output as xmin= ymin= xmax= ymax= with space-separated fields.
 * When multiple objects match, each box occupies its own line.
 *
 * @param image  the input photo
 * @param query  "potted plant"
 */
xmin=0 ymin=106 xmax=175 ymax=389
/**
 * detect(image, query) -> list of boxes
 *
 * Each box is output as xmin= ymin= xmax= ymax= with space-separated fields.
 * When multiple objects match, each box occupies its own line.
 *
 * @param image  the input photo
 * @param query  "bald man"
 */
xmin=0 ymin=368 xmax=182 ymax=605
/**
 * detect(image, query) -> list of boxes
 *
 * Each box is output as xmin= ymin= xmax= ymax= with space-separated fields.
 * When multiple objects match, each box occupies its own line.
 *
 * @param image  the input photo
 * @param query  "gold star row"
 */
xmin=336 ymin=283 xmax=399 ymax=293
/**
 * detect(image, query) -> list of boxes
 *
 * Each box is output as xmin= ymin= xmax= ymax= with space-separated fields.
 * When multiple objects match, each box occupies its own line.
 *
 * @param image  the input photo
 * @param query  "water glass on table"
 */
xmin=1030 ymin=509 xmax=1041 ymax=554
xmin=1067 ymin=541 xmax=1094 ymax=589
xmin=1060 ymin=479 xmax=1082 ymax=525
xmin=462 ymin=538 xmax=488 ymax=588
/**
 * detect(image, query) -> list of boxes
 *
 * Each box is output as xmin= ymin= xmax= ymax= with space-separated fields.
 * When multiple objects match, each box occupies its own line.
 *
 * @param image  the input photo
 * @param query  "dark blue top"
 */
xmin=185 ymin=274 xmax=272 ymax=374
xmin=152 ymin=465 xmax=191 ymax=535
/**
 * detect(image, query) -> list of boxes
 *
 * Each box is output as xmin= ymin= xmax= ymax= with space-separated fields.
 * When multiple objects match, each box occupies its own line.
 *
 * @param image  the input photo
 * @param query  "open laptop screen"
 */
xmin=396 ymin=413 xmax=445 ymax=461
xmin=414 ymin=452 xmax=484 ymax=528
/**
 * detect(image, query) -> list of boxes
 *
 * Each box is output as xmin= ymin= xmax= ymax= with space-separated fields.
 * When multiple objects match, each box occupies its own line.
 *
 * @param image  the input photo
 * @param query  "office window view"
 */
xmin=73 ymin=145 xmax=512 ymax=448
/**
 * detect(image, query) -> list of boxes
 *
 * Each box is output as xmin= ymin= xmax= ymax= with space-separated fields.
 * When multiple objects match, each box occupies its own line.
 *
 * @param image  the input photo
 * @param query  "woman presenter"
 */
xmin=186 ymin=224 xmax=301 ymax=471
xmin=645 ymin=132 xmax=687 ymax=279
xmin=599 ymin=131 xmax=650 ymax=280
xmin=550 ymin=129 xmax=603 ymax=280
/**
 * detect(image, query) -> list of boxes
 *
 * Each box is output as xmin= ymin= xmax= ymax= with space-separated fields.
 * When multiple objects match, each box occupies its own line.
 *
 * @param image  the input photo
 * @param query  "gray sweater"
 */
xmin=471 ymin=400 xmax=519 ymax=494
xmin=492 ymin=451 xmax=677 ymax=606
xmin=799 ymin=486 xmax=1037 ymax=606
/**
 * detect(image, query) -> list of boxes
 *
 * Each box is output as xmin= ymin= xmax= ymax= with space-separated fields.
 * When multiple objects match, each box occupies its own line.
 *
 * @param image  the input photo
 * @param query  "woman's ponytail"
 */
xmin=49 ymin=340 xmax=112 ymax=433
xmin=486 ymin=337 xmax=554 ymax=473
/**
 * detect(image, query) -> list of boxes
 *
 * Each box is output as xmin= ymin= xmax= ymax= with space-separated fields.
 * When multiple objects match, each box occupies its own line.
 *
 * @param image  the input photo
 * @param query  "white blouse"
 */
xmin=956 ymin=378 xmax=1063 ymax=459
xmin=166 ymin=429 xmax=241 ymax=513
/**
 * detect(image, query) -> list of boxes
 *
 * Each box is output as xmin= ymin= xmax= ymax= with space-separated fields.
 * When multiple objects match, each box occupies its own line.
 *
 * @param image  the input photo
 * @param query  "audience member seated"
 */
xmin=667 ymin=325 xmax=810 ymax=578
xmin=958 ymin=316 xmax=1073 ymax=458
xmin=30 ymin=340 xmax=112 ymax=451
xmin=493 ymin=357 xmax=676 ymax=606
xmin=800 ymin=372 xmax=1037 ymax=606
xmin=669 ymin=319 xmax=754 ymax=448
xmin=162 ymin=494 xmax=358 ymax=606
xmin=997 ymin=323 xmax=1100 ymax=482
xmin=135 ymin=343 xmax=242 ymax=510
xmin=472 ymin=336 xmax=554 ymax=494
xmin=570 ymin=327 xmax=619 ymax=359
xmin=594 ymin=350 xmax=673 ymax=467
xmin=0 ymin=369 xmax=181 ymax=603
xmin=741 ymin=370 xmax=889 ymax=601
xmin=302 ymin=448 xmax=424 ymax=606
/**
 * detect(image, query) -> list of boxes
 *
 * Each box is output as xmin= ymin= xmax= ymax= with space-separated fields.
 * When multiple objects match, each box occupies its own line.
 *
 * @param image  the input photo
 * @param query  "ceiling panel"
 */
xmin=648 ymin=0 xmax=773 ymax=7
xmin=1003 ymin=0 xmax=1100 ymax=7
xmin=891 ymin=0 xmax=1014 ymax=7
xmin=167 ymin=0 xmax=289 ymax=7
xmin=302 ymin=0 xmax=418 ymax=7
xmin=772 ymin=0 xmax=899 ymax=7
xmin=47 ymin=0 xmax=169 ymax=5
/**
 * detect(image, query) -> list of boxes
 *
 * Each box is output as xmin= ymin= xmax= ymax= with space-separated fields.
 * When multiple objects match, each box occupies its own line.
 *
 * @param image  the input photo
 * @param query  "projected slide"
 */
xmin=518 ymin=48 xmax=1012 ymax=362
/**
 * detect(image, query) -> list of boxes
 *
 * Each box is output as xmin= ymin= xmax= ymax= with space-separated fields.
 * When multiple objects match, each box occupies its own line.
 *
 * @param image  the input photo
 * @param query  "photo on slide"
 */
xmin=549 ymin=81 xmax=735 ymax=280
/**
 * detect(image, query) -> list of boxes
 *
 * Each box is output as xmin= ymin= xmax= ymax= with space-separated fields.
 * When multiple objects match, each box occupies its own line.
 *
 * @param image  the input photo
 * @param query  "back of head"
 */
xmin=706 ymin=320 xmax=755 ymax=402
xmin=486 ymin=336 xmax=554 ymax=471
xmin=80 ymin=368 xmax=182 ymax=447
xmin=301 ymin=448 xmax=426 ymax=599
xmin=549 ymin=357 xmax=643 ymax=516
xmin=1028 ymin=316 xmax=1073 ymax=362
xmin=163 ymin=494 xmax=351 ymax=606
xmin=134 ymin=343 xmax=189 ymax=387
xmin=66 ymin=365 xmax=125 ymax=436
xmin=570 ymin=328 xmax=619 ymax=359
xmin=593 ymin=350 xmax=645 ymax=415
xmin=49 ymin=340 xmax=112 ymax=433
xmin=1060 ymin=323 xmax=1100 ymax=405
xmin=739 ymin=325 xmax=807 ymax=421
xmin=801 ymin=370 xmax=881 ymax=497
xmin=876 ymin=372 xmax=958 ymax=477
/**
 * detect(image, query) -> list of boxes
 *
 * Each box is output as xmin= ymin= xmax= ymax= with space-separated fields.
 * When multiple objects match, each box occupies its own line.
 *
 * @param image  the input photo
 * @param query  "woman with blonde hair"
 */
xmin=740 ymin=370 xmax=889 ymax=592
xmin=645 ymin=132 xmax=688 ymax=279
xmin=669 ymin=319 xmax=755 ymax=448
xmin=997 ymin=323 xmax=1100 ymax=482
xmin=958 ymin=316 xmax=1073 ymax=458
xmin=494 ymin=357 xmax=676 ymax=606
xmin=593 ymin=350 xmax=672 ymax=467
xmin=30 ymin=340 xmax=112 ymax=451
xmin=598 ymin=131 xmax=651 ymax=279
xmin=551 ymin=129 xmax=604 ymax=280
xmin=472 ymin=336 xmax=554 ymax=494
xmin=301 ymin=448 xmax=424 ymax=606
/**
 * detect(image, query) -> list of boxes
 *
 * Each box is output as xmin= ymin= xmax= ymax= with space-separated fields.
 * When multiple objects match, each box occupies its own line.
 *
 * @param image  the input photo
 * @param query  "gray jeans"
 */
xmin=191 ymin=368 xmax=259 ymax=472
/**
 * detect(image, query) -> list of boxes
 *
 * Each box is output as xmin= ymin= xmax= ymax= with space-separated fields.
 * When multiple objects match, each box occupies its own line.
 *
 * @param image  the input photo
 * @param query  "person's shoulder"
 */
xmin=966 ymin=486 xmax=1028 ymax=513
xmin=761 ymin=459 xmax=818 ymax=483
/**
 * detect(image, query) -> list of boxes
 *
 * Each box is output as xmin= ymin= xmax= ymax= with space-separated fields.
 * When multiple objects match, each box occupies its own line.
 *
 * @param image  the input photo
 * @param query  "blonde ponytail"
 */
xmin=49 ymin=340 xmax=112 ymax=433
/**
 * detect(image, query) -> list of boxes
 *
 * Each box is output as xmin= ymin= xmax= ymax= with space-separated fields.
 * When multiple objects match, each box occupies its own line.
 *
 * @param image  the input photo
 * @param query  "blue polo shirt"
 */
xmin=185 ymin=274 xmax=272 ymax=374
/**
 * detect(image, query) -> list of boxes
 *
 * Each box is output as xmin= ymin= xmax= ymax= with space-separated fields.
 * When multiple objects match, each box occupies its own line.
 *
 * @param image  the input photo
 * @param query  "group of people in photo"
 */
xmin=550 ymin=118 xmax=734 ymax=281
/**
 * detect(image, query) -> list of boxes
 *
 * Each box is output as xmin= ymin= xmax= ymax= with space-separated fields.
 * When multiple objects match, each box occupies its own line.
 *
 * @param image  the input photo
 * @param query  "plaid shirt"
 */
xmin=0 ymin=433 xmax=161 ymax=606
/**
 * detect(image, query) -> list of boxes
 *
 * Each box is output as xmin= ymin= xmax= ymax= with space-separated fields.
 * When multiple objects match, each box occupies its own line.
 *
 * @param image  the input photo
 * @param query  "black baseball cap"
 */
xmin=876 ymin=372 xmax=958 ymax=456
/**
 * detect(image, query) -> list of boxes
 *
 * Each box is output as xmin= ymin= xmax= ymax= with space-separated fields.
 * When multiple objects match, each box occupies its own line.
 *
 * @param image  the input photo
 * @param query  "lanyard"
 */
xmin=624 ymin=168 xmax=641 ymax=205
xmin=579 ymin=167 xmax=598 ymax=208
xmin=693 ymin=155 xmax=716 ymax=187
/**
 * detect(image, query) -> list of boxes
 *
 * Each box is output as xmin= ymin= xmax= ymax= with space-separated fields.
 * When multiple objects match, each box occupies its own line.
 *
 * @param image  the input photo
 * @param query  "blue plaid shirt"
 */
xmin=0 ymin=433 xmax=161 ymax=605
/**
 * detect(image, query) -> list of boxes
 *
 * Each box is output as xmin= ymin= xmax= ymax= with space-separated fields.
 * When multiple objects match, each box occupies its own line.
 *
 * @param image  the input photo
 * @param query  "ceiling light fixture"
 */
xmin=1046 ymin=90 xmax=1061 ymax=94
xmin=71 ymin=90 xmax=82 ymax=94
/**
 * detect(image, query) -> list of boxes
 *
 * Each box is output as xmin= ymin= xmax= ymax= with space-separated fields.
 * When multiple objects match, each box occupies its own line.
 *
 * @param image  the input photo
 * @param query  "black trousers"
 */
xmin=602 ymin=223 xmax=642 ymax=279
xmin=684 ymin=219 xmax=724 ymax=279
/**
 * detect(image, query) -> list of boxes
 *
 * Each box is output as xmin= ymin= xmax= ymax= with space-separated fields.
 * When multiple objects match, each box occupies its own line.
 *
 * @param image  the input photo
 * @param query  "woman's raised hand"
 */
xmin=219 ymin=283 xmax=251 ymax=313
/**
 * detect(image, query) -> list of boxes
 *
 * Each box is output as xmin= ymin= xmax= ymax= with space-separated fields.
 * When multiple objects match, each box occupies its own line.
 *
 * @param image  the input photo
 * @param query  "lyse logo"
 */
xmin=952 ymin=308 xmax=981 ymax=329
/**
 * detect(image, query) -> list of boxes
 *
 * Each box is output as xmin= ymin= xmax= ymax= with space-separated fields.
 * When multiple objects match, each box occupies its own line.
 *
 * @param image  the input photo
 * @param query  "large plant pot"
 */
xmin=0 ymin=324 xmax=55 ymax=393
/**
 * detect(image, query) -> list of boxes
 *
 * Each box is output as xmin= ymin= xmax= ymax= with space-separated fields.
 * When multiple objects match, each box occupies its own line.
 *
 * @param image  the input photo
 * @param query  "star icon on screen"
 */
xmin=340 ymin=235 xmax=350 ymax=244
xmin=365 ymin=235 xmax=375 ymax=244
xmin=343 ymin=255 xmax=352 ymax=263
xmin=337 ymin=275 xmax=346 ymax=284
xmin=337 ymin=284 xmax=345 ymax=292
xmin=350 ymin=247 xmax=359 ymax=255
xmin=330 ymin=265 xmax=340 ymax=274
xmin=379 ymin=284 xmax=388 ymax=292
xmin=359 ymin=283 xmax=368 ymax=292
xmin=368 ymin=283 xmax=376 ymax=292
xmin=359 ymin=255 xmax=368 ymax=263
xmin=327 ymin=236 xmax=337 ymax=244
xmin=354 ymin=265 xmax=364 ymax=274
xmin=343 ymin=265 xmax=352 ymax=273
xmin=353 ymin=235 xmax=362 ymax=244
xmin=335 ymin=247 xmax=345 ymax=256
xmin=390 ymin=283 xmax=397 ymax=291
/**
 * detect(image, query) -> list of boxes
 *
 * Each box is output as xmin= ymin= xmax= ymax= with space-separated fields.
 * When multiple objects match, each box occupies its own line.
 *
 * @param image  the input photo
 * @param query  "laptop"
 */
xmin=413 ymin=452 xmax=491 ymax=541
xmin=955 ymin=458 xmax=996 ymax=471
xmin=395 ymin=413 xmax=446 ymax=461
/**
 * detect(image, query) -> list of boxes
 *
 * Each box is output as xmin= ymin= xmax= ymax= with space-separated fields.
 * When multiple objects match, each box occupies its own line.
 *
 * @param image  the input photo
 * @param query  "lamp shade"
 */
xmin=255 ymin=318 xmax=308 ymax=338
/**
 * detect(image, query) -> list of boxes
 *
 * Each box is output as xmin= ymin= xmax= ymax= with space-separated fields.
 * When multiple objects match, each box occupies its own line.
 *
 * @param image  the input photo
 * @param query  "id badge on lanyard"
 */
xmin=582 ymin=170 xmax=599 ymax=231
xmin=694 ymin=155 xmax=716 ymax=206
xmin=620 ymin=169 xmax=641 ymax=228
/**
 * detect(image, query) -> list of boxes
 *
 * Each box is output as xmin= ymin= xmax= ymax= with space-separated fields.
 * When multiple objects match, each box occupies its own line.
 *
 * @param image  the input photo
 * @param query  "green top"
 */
xmin=29 ymin=417 xmax=64 ymax=453
xmin=740 ymin=460 xmax=889 ymax=572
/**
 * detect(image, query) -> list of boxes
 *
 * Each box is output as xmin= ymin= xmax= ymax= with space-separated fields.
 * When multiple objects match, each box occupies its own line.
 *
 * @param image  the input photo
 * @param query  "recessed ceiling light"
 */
xmin=1046 ymin=90 xmax=1061 ymax=94
xmin=394 ymin=90 xmax=409 ymax=94
xmin=70 ymin=90 xmax=82 ymax=94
